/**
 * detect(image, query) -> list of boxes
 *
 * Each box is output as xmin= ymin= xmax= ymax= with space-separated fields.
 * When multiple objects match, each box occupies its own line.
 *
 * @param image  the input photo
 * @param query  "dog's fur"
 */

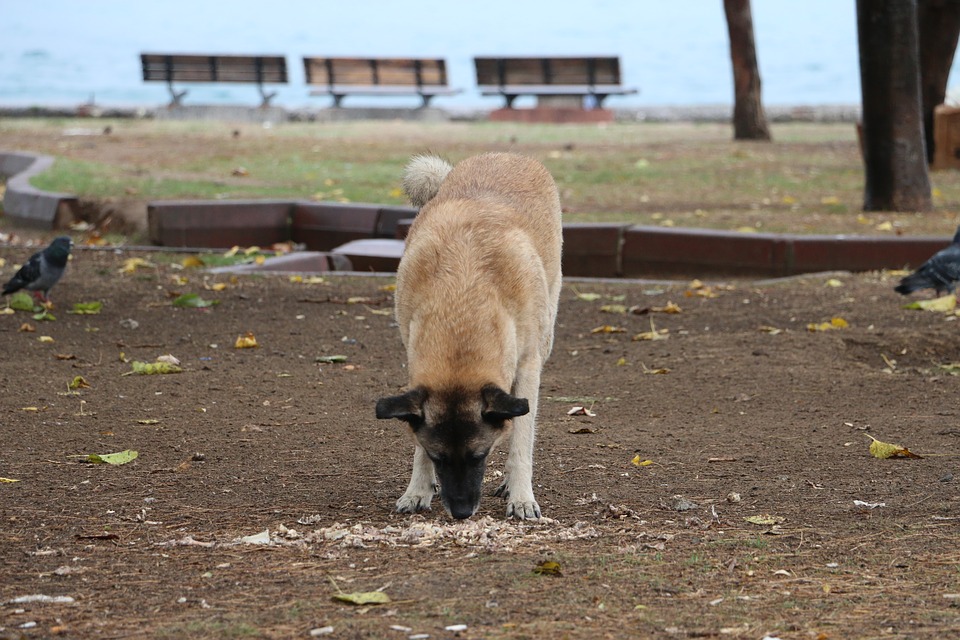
xmin=376 ymin=152 xmax=562 ymax=520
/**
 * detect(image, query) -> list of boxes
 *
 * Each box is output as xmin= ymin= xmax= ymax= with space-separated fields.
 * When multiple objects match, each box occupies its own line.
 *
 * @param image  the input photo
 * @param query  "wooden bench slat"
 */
xmin=473 ymin=56 xmax=637 ymax=108
xmin=141 ymin=54 xmax=288 ymax=107
xmin=303 ymin=57 xmax=459 ymax=107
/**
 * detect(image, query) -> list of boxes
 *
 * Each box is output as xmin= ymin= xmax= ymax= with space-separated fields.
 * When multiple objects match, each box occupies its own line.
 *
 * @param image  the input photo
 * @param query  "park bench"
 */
xmin=140 ymin=54 xmax=288 ymax=107
xmin=474 ymin=56 xmax=638 ymax=109
xmin=303 ymin=57 xmax=461 ymax=107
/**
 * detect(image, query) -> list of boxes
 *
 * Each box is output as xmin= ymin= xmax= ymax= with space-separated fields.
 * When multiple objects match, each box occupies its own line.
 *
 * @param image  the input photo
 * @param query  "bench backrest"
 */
xmin=474 ymin=56 xmax=624 ymax=87
xmin=141 ymin=54 xmax=288 ymax=84
xmin=303 ymin=57 xmax=449 ymax=88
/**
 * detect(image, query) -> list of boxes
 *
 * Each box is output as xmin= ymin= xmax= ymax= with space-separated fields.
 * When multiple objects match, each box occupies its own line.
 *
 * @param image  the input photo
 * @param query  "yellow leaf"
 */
xmin=181 ymin=256 xmax=205 ymax=268
xmin=224 ymin=246 xmax=241 ymax=258
xmin=235 ymin=332 xmax=259 ymax=349
xmin=19 ymin=322 xmax=35 ymax=333
xmin=243 ymin=246 xmax=261 ymax=256
xmin=616 ymin=357 xmax=628 ymax=366
xmin=69 ymin=376 xmax=91 ymax=390
xmin=820 ymin=196 xmax=840 ymax=205
xmin=825 ymin=278 xmax=844 ymax=287
xmin=735 ymin=226 xmax=758 ymax=233
xmin=633 ymin=318 xmax=668 ymax=341
xmin=124 ymin=361 xmax=183 ymax=375
xmin=591 ymin=325 xmax=626 ymax=334
xmin=866 ymin=434 xmax=922 ymax=459
xmin=254 ymin=255 xmax=266 ymax=265
xmin=532 ymin=560 xmax=563 ymax=576
xmin=903 ymin=294 xmax=956 ymax=312
xmin=379 ymin=284 xmax=396 ymax=292
xmin=631 ymin=455 xmax=653 ymax=467
xmin=758 ymin=325 xmax=782 ymax=335
xmin=600 ymin=304 xmax=627 ymax=314
xmin=0 ymin=307 xmax=14 ymax=315
xmin=806 ymin=317 xmax=848 ymax=332
xmin=651 ymin=301 xmax=682 ymax=314
xmin=21 ymin=407 xmax=41 ymax=412
xmin=119 ymin=257 xmax=154 ymax=274
xmin=0 ymin=477 xmax=20 ymax=483
xmin=205 ymin=282 xmax=228 ymax=291
xmin=332 ymin=591 xmax=391 ymax=605
xmin=744 ymin=514 xmax=785 ymax=526
xmin=781 ymin=195 xmax=797 ymax=204
xmin=875 ymin=221 xmax=894 ymax=231
xmin=288 ymin=275 xmax=303 ymax=283
xmin=38 ymin=336 xmax=54 ymax=343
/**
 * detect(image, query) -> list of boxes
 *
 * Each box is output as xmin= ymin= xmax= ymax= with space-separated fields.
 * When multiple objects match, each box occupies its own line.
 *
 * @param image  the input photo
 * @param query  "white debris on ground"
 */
xmin=156 ymin=516 xmax=602 ymax=552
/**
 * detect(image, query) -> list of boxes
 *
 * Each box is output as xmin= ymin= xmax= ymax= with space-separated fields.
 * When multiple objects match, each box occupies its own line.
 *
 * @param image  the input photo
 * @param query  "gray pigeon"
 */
xmin=895 ymin=226 xmax=960 ymax=297
xmin=2 ymin=236 xmax=73 ymax=302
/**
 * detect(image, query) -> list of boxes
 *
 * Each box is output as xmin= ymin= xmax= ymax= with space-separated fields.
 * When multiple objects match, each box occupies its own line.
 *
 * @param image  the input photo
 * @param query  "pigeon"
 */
xmin=895 ymin=226 xmax=960 ymax=296
xmin=2 ymin=236 xmax=73 ymax=302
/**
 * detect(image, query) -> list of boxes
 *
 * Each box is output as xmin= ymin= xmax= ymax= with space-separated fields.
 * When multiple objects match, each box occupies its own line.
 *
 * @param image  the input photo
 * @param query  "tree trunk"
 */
xmin=857 ymin=0 xmax=933 ymax=211
xmin=723 ymin=0 xmax=771 ymax=141
xmin=917 ymin=0 xmax=960 ymax=163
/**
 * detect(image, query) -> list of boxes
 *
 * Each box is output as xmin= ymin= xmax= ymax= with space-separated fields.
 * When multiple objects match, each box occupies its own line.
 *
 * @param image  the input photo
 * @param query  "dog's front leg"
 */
xmin=500 ymin=367 xmax=542 ymax=520
xmin=397 ymin=442 xmax=437 ymax=513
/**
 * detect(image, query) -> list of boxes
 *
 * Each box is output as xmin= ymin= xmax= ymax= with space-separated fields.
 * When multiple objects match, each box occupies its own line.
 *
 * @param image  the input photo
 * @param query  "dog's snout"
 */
xmin=448 ymin=500 xmax=477 ymax=520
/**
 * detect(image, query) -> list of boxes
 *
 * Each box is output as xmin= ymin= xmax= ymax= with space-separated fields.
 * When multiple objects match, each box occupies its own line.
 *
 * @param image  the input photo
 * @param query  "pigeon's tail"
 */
xmin=2 ymin=279 xmax=23 ymax=296
xmin=895 ymin=271 xmax=937 ymax=295
xmin=402 ymin=154 xmax=452 ymax=208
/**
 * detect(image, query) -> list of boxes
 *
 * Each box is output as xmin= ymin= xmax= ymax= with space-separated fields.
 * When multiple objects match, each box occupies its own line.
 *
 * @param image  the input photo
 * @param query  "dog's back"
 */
xmin=397 ymin=152 xmax=562 ymax=388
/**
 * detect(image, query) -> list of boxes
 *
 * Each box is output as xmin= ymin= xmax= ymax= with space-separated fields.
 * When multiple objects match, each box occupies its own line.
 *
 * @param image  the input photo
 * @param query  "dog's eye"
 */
xmin=468 ymin=451 xmax=489 ymax=463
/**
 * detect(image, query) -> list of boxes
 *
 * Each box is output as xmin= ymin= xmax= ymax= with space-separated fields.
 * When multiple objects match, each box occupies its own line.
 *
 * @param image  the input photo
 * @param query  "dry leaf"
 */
xmin=631 ymin=455 xmax=653 ymax=467
xmin=181 ymin=256 xmax=205 ymax=268
xmin=119 ymin=257 xmax=154 ymax=274
xmin=902 ymin=294 xmax=956 ymax=312
xmin=758 ymin=325 xmax=782 ymax=335
xmin=633 ymin=318 xmax=669 ymax=341
xmin=567 ymin=406 xmax=597 ymax=417
xmin=807 ymin=317 xmax=848 ymax=332
xmin=600 ymin=304 xmax=628 ymax=314
xmin=332 ymin=591 xmax=391 ymax=605
xmin=235 ymin=332 xmax=259 ymax=349
xmin=866 ymin=434 xmax=922 ymax=459
xmin=651 ymin=301 xmax=682 ymax=314
xmin=532 ymin=560 xmax=563 ymax=576
xmin=591 ymin=325 xmax=626 ymax=334
xmin=68 ymin=376 xmax=91 ymax=390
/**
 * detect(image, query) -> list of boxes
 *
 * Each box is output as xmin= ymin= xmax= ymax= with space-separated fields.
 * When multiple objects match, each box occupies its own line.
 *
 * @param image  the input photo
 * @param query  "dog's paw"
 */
xmin=396 ymin=493 xmax=433 ymax=513
xmin=505 ymin=498 xmax=541 ymax=520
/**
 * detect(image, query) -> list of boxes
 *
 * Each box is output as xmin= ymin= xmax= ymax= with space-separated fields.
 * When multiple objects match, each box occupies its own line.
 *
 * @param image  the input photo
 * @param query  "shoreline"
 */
xmin=0 ymin=103 xmax=861 ymax=124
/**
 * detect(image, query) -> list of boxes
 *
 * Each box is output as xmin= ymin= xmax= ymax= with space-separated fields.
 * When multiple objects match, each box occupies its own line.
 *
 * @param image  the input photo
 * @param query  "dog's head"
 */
xmin=376 ymin=384 xmax=529 ymax=519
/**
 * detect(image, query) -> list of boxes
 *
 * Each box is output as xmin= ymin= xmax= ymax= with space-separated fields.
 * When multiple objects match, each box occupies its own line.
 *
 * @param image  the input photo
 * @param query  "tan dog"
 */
xmin=376 ymin=152 xmax=562 ymax=520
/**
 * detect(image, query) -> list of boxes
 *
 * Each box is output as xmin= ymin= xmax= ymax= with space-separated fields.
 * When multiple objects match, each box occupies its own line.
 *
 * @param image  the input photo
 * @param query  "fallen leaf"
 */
xmin=758 ymin=325 xmax=782 ymax=335
xmin=567 ymin=406 xmax=597 ymax=417
xmin=86 ymin=450 xmax=139 ymax=465
xmin=124 ymin=361 xmax=183 ymax=375
xmin=19 ymin=322 xmax=35 ymax=332
xmin=600 ymin=304 xmax=628 ymax=314
xmin=68 ymin=301 xmax=103 ymax=315
xmin=9 ymin=291 xmax=37 ymax=311
xmin=807 ymin=317 xmax=849 ymax=332
xmin=651 ymin=301 xmax=682 ymax=314
xmin=68 ymin=375 xmax=91 ymax=390
xmin=332 ymin=591 xmax=392 ymax=605
xmin=825 ymin=278 xmax=844 ymax=288
xmin=181 ymin=256 xmax=206 ymax=268
xmin=866 ymin=434 xmax=922 ymax=459
xmin=137 ymin=419 xmax=160 ymax=425
xmin=38 ymin=336 xmax=54 ymax=343
xmin=118 ymin=257 xmax=154 ymax=274
xmin=316 ymin=355 xmax=348 ymax=364
xmin=591 ymin=325 xmax=626 ymax=334
xmin=572 ymin=289 xmax=603 ymax=302
xmin=532 ymin=560 xmax=563 ymax=576
xmin=631 ymin=455 xmax=653 ymax=467
xmin=633 ymin=318 xmax=669 ymax=341
xmin=205 ymin=282 xmax=228 ymax=292
xmin=902 ymin=294 xmax=956 ymax=312
xmin=32 ymin=310 xmax=55 ymax=322
xmin=235 ymin=332 xmax=259 ymax=349
xmin=156 ymin=354 xmax=181 ymax=366
xmin=1 ymin=477 xmax=21 ymax=483
xmin=568 ymin=427 xmax=598 ymax=434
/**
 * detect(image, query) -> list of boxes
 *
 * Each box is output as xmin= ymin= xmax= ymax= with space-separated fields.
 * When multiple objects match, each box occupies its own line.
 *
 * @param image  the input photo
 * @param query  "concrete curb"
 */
xmin=145 ymin=198 xmax=949 ymax=278
xmin=0 ymin=151 xmax=79 ymax=228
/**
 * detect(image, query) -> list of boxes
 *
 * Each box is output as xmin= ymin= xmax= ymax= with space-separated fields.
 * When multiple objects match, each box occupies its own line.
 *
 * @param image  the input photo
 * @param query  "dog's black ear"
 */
xmin=376 ymin=388 xmax=426 ymax=424
xmin=481 ymin=385 xmax=529 ymax=421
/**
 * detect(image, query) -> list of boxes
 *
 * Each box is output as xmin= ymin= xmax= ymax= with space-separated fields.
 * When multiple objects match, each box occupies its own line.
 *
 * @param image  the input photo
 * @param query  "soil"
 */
xmin=2 ymin=244 xmax=960 ymax=639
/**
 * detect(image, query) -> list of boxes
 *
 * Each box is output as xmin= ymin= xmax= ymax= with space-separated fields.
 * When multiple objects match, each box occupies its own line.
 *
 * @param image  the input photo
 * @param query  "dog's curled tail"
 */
xmin=402 ymin=154 xmax=453 ymax=208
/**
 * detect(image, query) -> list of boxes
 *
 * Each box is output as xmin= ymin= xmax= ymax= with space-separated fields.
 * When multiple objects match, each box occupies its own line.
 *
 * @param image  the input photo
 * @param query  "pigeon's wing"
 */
xmin=2 ymin=252 xmax=43 ymax=294
xmin=922 ymin=245 xmax=960 ymax=290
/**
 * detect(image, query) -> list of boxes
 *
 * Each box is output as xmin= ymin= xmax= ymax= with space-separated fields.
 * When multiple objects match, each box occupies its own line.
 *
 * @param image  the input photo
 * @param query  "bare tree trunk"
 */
xmin=917 ymin=0 xmax=960 ymax=163
xmin=723 ymin=0 xmax=771 ymax=141
xmin=857 ymin=0 xmax=933 ymax=211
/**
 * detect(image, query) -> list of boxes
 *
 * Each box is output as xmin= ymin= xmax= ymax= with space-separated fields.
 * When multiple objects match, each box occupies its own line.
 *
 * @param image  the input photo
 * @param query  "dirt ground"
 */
xmin=2 ymin=241 xmax=960 ymax=639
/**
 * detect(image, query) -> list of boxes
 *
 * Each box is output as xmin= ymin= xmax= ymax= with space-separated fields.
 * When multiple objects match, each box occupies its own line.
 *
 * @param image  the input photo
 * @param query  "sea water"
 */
xmin=0 ymin=0 xmax=953 ymax=111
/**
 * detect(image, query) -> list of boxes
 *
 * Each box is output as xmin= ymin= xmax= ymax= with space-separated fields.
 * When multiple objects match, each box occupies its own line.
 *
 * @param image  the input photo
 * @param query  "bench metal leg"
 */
xmin=419 ymin=94 xmax=433 ymax=109
xmin=166 ymin=81 xmax=187 ymax=107
xmin=258 ymin=85 xmax=278 ymax=108
xmin=332 ymin=94 xmax=345 ymax=108
xmin=504 ymin=94 xmax=517 ymax=109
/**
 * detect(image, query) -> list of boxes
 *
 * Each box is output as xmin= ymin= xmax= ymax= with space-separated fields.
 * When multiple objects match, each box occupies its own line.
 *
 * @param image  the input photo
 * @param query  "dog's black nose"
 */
xmin=449 ymin=502 xmax=476 ymax=520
